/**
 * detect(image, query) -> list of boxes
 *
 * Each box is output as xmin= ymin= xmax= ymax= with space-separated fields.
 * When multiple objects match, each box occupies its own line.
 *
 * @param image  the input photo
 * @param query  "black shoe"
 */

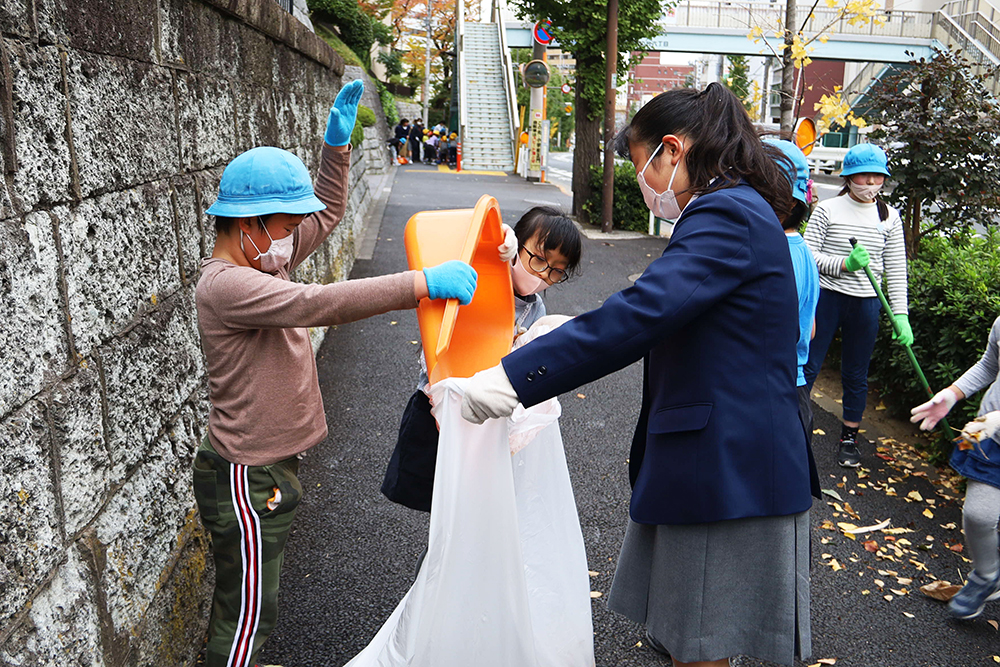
xmin=644 ymin=630 xmax=670 ymax=656
xmin=838 ymin=429 xmax=861 ymax=468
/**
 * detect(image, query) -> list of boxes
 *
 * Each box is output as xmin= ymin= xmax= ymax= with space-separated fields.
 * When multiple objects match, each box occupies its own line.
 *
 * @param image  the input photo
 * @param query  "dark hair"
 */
xmin=613 ymin=82 xmax=793 ymax=221
xmin=783 ymin=200 xmax=810 ymax=232
xmin=401 ymin=118 xmax=409 ymax=124
xmin=512 ymin=206 xmax=582 ymax=279
xmin=838 ymin=179 xmax=889 ymax=221
xmin=214 ymin=213 xmax=272 ymax=234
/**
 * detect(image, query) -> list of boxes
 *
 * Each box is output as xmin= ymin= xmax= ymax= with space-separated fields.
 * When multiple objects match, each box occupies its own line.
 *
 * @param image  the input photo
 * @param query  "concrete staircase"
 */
xmin=461 ymin=22 xmax=515 ymax=172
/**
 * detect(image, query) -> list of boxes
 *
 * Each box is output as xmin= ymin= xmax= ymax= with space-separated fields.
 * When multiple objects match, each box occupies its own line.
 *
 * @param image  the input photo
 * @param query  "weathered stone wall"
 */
xmin=0 ymin=1 xmax=383 ymax=665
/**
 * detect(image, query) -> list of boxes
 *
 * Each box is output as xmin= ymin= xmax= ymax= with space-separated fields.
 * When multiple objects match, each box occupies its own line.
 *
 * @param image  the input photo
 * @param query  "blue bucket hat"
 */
xmin=205 ymin=147 xmax=327 ymax=218
xmin=765 ymin=138 xmax=810 ymax=204
xmin=841 ymin=143 xmax=890 ymax=177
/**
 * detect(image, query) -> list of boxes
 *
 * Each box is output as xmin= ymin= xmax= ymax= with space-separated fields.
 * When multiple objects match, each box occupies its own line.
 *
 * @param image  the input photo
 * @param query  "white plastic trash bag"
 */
xmin=345 ymin=377 xmax=594 ymax=667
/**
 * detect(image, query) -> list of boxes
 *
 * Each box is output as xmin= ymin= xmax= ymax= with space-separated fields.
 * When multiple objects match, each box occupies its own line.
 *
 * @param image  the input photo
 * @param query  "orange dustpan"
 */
xmin=405 ymin=195 xmax=515 ymax=385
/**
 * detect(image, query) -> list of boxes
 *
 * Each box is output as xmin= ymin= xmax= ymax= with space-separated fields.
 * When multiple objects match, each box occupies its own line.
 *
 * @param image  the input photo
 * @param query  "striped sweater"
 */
xmin=803 ymin=194 xmax=909 ymax=315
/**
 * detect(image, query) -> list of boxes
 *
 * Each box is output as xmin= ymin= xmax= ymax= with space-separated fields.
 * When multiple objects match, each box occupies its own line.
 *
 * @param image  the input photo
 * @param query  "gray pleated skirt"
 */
xmin=608 ymin=510 xmax=811 ymax=666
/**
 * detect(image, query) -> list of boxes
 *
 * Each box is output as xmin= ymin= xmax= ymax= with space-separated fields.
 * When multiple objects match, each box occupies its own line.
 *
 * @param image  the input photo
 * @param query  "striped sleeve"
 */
xmin=802 ymin=203 xmax=845 ymax=278
xmin=883 ymin=209 xmax=909 ymax=315
xmin=954 ymin=316 xmax=1000 ymax=398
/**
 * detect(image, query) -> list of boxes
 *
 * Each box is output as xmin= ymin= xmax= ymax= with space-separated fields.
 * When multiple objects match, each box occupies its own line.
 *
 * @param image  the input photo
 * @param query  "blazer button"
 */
xmin=537 ymin=366 xmax=547 ymax=375
xmin=526 ymin=371 xmax=535 ymax=382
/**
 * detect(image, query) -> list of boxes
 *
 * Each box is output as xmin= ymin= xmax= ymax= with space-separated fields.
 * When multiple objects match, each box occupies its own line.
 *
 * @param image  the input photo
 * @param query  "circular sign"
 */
xmin=795 ymin=118 xmax=817 ymax=156
xmin=533 ymin=20 xmax=553 ymax=45
xmin=523 ymin=60 xmax=550 ymax=88
xmin=519 ymin=131 xmax=530 ymax=145
xmin=561 ymin=83 xmax=572 ymax=95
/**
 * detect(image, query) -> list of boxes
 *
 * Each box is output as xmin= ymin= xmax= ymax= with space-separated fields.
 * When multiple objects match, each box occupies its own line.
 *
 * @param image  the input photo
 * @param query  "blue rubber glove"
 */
xmin=324 ymin=80 xmax=364 ymax=147
xmin=423 ymin=260 xmax=477 ymax=305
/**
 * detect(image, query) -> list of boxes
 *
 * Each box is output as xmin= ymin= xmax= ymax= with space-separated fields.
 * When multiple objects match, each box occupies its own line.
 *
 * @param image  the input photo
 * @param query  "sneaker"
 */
xmin=948 ymin=569 xmax=1000 ymax=619
xmin=644 ymin=630 xmax=670 ymax=657
xmin=838 ymin=432 xmax=861 ymax=468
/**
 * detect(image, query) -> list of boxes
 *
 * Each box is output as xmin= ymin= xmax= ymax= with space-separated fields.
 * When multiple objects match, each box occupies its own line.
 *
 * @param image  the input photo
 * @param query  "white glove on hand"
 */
xmin=498 ymin=224 xmax=517 ymax=263
xmin=461 ymin=363 xmax=520 ymax=424
xmin=962 ymin=411 xmax=1000 ymax=443
xmin=910 ymin=387 xmax=958 ymax=431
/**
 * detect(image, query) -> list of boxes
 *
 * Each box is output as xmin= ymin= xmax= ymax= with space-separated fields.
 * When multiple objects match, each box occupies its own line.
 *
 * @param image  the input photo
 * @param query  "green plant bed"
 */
xmin=869 ymin=233 xmax=1000 ymax=461
xmin=357 ymin=105 xmax=376 ymax=128
xmin=582 ymin=162 xmax=648 ymax=232
xmin=315 ymin=24 xmax=363 ymax=68
xmin=351 ymin=120 xmax=364 ymax=149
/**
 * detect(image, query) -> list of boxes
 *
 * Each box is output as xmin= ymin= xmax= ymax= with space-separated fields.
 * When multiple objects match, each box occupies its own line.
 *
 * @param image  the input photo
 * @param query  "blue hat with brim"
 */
xmin=205 ymin=146 xmax=327 ymax=218
xmin=840 ymin=143 xmax=890 ymax=178
xmin=765 ymin=138 xmax=810 ymax=204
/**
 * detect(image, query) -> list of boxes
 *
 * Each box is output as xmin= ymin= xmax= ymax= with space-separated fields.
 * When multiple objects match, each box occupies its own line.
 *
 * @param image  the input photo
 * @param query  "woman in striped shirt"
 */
xmin=802 ymin=143 xmax=911 ymax=468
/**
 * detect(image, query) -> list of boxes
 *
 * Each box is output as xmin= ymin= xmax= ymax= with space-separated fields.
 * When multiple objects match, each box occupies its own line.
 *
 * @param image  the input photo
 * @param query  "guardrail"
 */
xmin=671 ymin=1 xmax=935 ymax=39
xmin=492 ymin=0 xmax=519 ymax=164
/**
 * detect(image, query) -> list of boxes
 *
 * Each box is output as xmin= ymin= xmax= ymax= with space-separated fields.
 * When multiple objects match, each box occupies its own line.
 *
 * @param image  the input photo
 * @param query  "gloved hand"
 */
xmin=910 ymin=387 xmax=958 ymax=431
xmin=498 ymin=224 xmax=517 ymax=263
xmin=324 ymin=79 xmax=365 ymax=147
xmin=843 ymin=243 xmax=870 ymax=272
xmin=423 ymin=260 xmax=477 ymax=304
xmin=461 ymin=363 xmax=520 ymax=424
xmin=892 ymin=313 xmax=914 ymax=346
xmin=962 ymin=411 xmax=1000 ymax=443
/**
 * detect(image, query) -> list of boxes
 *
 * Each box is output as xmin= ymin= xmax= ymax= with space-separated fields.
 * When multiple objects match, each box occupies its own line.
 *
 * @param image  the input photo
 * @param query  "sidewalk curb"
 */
xmin=357 ymin=167 xmax=397 ymax=261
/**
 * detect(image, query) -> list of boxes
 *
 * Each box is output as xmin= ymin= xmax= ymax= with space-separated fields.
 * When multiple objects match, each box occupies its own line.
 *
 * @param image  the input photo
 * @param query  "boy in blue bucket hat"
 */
xmin=193 ymin=79 xmax=477 ymax=667
xmin=802 ymin=142 xmax=910 ymax=468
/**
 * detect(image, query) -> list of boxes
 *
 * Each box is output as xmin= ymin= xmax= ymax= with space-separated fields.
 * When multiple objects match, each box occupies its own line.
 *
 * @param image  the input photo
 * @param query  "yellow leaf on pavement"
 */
xmin=813 ymin=428 xmax=826 ymax=435
xmin=907 ymin=490 xmax=923 ymax=502
xmin=923 ymin=508 xmax=934 ymax=518
xmin=590 ymin=591 xmax=603 ymax=598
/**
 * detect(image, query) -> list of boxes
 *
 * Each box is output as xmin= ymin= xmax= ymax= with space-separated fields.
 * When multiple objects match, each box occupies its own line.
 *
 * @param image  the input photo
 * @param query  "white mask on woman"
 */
xmin=510 ymin=253 xmax=547 ymax=296
xmin=637 ymin=141 xmax=684 ymax=220
xmin=242 ymin=218 xmax=295 ymax=272
xmin=848 ymin=180 xmax=882 ymax=202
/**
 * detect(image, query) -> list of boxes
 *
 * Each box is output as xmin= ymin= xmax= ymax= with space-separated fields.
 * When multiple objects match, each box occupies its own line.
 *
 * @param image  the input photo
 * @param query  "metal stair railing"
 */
xmin=492 ymin=0 xmax=519 ymax=164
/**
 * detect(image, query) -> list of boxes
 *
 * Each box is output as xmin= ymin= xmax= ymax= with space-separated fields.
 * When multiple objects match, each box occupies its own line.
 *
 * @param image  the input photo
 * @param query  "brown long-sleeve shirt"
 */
xmin=196 ymin=145 xmax=418 ymax=465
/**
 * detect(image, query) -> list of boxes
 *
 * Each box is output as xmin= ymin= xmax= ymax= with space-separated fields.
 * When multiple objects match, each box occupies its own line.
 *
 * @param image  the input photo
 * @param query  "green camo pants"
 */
xmin=193 ymin=437 xmax=302 ymax=667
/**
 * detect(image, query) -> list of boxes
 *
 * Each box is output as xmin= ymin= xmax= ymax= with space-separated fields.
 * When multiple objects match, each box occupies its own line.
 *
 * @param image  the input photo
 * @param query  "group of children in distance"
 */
xmin=390 ymin=118 xmax=457 ymax=166
xmin=192 ymin=76 xmax=1000 ymax=667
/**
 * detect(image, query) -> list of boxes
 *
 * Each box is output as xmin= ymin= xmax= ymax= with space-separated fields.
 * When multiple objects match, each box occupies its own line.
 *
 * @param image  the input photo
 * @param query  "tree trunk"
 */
xmin=780 ymin=0 xmax=797 ymax=134
xmin=906 ymin=199 xmax=922 ymax=259
xmin=572 ymin=84 xmax=601 ymax=222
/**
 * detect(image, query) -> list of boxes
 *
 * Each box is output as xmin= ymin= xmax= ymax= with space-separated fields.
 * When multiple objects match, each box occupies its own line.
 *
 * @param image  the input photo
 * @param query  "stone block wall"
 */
xmin=0 ymin=1 xmax=384 ymax=664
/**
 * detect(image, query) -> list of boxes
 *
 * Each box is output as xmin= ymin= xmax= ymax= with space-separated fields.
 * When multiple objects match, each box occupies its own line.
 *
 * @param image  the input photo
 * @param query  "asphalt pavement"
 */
xmin=259 ymin=161 xmax=1000 ymax=667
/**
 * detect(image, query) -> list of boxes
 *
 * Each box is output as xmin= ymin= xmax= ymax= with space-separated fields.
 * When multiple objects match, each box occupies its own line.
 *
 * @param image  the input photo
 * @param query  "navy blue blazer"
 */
xmin=503 ymin=183 xmax=813 ymax=525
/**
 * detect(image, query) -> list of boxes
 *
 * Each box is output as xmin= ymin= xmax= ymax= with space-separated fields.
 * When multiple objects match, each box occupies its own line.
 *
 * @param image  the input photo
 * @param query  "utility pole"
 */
xmin=601 ymin=0 xmax=619 ymax=233
xmin=423 ymin=1 xmax=432 ymax=126
xmin=779 ymin=0 xmax=796 ymax=134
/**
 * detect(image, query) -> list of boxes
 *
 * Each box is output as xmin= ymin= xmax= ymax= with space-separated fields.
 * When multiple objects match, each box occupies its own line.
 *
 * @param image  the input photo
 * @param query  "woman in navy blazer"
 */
xmin=462 ymin=84 xmax=814 ymax=667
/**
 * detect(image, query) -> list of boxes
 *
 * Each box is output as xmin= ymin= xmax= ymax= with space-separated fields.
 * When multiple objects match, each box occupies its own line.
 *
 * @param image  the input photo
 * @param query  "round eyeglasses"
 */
xmin=522 ymin=246 xmax=569 ymax=283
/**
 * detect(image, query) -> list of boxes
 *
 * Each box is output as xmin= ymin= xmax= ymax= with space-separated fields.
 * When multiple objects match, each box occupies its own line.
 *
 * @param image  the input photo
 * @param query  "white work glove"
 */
xmin=498 ymin=223 xmax=517 ymax=263
xmin=910 ymin=387 xmax=958 ymax=431
xmin=961 ymin=411 xmax=1000 ymax=443
xmin=461 ymin=363 xmax=520 ymax=424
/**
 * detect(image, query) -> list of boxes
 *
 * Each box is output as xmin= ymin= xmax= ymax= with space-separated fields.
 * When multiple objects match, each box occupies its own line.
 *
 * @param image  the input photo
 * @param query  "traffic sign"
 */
xmin=561 ymin=83 xmax=571 ymax=95
xmin=564 ymin=104 xmax=572 ymax=114
xmin=533 ymin=20 xmax=553 ymax=45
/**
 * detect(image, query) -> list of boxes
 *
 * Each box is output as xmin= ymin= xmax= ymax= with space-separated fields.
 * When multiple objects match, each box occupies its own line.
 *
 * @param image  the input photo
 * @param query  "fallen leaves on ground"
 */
xmin=919 ymin=580 xmax=961 ymax=601
xmin=988 ymin=620 xmax=999 ymax=631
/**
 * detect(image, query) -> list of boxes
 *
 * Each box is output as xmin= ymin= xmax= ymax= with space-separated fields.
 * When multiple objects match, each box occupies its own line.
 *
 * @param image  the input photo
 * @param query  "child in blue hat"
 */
xmin=192 ymin=79 xmax=477 ymax=667
xmin=802 ymin=142 xmax=911 ymax=468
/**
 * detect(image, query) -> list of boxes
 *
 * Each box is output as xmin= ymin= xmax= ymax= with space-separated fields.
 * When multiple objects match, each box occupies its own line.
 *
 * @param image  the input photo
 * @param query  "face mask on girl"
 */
xmin=242 ymin=217 xmax=295 ymax=272
xmin=848 ymin=179 xmax=882 ymax=202
xmin=510 ymin=252 xmax=548 ymax=296
xmin=637 ymin=141 xmax=684 ymax=220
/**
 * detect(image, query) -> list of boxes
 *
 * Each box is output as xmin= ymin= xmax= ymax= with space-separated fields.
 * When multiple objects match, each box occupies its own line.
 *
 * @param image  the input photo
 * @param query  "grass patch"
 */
xmin=315 ymin=24 xmax=363 ymax=68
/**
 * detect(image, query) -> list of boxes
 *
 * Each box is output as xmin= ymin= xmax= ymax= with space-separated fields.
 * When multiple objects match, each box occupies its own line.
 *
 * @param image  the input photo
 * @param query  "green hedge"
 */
xmin=357 ymin=104 xmax=376 ymax=128
xmin=582 ymin=162 xmax=648 ymax=232
xmin=350 ymin=120 xmax=364 ymax=149
xmin=373 ymin=79 xmax=398 ymax=127
xmin=869 ymin=233 xmax=1000 ymax=460
xmin=309 ymin=0 xmax=375 ymax=65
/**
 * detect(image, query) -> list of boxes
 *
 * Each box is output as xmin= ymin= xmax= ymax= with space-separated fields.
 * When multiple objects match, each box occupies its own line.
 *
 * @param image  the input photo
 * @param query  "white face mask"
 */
xmin=510 ymin=253 xmax=547 ymax=296
xmin=242 ymin=217 xmax=294 ymax=272
xmin=637 ymin=141 xmax=684 ymax=220
xmin=848 ymin=179 xmax=882 ymax=202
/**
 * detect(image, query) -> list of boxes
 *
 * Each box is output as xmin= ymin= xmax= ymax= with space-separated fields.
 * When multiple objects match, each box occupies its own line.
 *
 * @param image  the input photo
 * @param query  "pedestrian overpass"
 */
xmin=506 ymin=0 xmax=999 ymax=67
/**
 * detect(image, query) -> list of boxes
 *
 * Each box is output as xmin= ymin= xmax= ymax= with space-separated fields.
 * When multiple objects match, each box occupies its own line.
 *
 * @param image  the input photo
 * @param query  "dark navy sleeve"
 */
xmin=503 ymin=195 xmax=753 ymax=407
